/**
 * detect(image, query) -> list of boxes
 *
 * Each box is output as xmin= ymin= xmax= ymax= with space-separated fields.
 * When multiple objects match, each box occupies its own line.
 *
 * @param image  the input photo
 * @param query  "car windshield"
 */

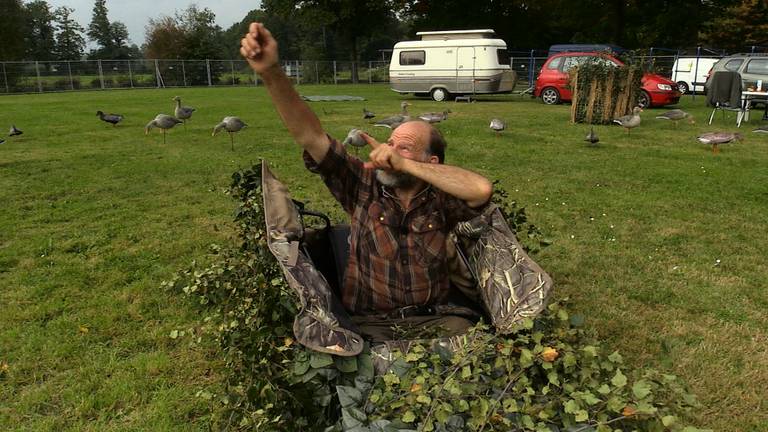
xmin=562 ymin=55 xmax=620 ymax=71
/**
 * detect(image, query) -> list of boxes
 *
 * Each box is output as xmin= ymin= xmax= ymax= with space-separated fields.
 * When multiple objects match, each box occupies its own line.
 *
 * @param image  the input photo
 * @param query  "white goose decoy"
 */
xmin=0 ymin=138 xmax=5 ymax=145
xmin=753 ymin=125 xmax=768 ymax=134
xmin=173 ymin=96 xmax=195 ymax=125
xmin=584 ymin=127 xmax=599 ymax=145
xmin=145 ymin=114 xmax=183 ymax=144
xmin=9 ymin=125 xmax=23 ymax=137
xmin=342 ymin=128 xmax=367 ymax=155
xmin=489 ymin=118 xmax=506 ymax=136
xmin=212 ymin=116 xmax=247 ymax=150
xmin=696 ymin=131 xmax=742 ymax=154
xmin=374 ymin=101 xmax=411 ymax=129
xmin=613 ymin=106 xmax=643 ymax=134
xmin=362 ymin=108 xmax=375 ymax=121
xmin=419 ymin=110 xmax=450 ymax=123
xmin=97 ymin=110 xmax=123 ymax=126
xmin=655 ymin=109 xmax=694 ymax=127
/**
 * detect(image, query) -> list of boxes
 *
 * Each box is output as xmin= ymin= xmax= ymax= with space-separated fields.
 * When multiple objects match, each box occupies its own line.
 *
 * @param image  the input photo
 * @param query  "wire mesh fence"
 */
xmin=0 ymin=59 xmax=391 ymax=94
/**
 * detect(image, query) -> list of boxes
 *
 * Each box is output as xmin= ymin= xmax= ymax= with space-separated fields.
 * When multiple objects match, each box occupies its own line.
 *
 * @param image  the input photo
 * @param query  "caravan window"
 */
xmin=497 ymin=49 xmax=510 ymax=66
xmin=400 ymin=50 xmax=425 ymax=66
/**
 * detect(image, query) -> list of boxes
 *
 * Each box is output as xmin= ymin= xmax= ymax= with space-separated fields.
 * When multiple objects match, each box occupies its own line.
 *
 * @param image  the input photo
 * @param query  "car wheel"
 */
xmin=676 ymin=81 xmax=689 ymax=94
xmin=541 ymin=87 xmax=561 ymax=105
xmin=431 ymin=88 xmax=449 ymax=102
xmin=637 ymin=91 xmax=651 ymax=108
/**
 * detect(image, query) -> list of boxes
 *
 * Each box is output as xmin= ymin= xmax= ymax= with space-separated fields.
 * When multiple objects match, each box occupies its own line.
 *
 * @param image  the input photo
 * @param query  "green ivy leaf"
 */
xmin=607 ymin=351 xmax=623 ymax=364
xmin=611 ymin=369 xmax=627 ymax=388
xmin=310 ymin=352 xmax=334 ymax=368
xmin=662 ymin=415 xmax=677 ymax=426
xmin=632 ymin=380 xmax=652 ymax=399
xmin=401 ymin=410 xmax=416 ymax=423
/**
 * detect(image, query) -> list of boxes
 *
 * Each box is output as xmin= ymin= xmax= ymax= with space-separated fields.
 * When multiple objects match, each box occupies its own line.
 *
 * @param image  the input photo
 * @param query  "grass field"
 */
xmin=1 ymin=85 xmax=767 ymax=431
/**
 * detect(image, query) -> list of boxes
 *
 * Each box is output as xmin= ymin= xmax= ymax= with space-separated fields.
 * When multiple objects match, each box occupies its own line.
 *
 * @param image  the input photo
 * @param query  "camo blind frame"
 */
xmin=569 ymin=61 xmax=643 ymax=124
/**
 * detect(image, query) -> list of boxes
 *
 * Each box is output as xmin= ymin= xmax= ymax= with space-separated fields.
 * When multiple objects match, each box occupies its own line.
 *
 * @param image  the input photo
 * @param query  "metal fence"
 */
xmin=0 ymin=59 xmax=391 ymax=94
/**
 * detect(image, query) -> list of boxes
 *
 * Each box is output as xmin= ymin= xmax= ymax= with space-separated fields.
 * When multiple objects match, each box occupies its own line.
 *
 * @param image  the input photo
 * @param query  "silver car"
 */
xmin=704 ymin=53 xmax=768 ymax=92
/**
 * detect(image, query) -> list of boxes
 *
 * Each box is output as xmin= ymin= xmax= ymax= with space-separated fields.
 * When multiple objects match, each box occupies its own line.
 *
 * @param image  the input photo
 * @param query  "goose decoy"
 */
xmin=655 ymin=109 xmax=694 ymax=127
xmin=489 ymin=118 xmax=506 ymax=136
xmin=173 ymin=96 xmax=195 ymax=125
xmin=212 ymin=116 xmax=247 ymax=150
xmin=145 ymin=114 xmax=183 ymax=144
xmin=753 ymin=125 xmax=768 ymax=134
xmin=613 ymin=106 xmax=642 ymax=134
xmin=419 ymin=110 xmax=450 ymax=123
xmin=696 ymin=131 xmax=742 ymax=154
xmin=342 ymin=128 xmax=367 ymax=155
xmin=9 ymin=125 xmax=23 ymax=137
xmin=97 ymin=110 xmax=123 ymax=126
xmin=0 ymin=138 xmax=5 ymax=145
xmin=374 ymin=101 xmax=411 ymax=129
xmin=584 ymin=127 xmax=599 ymax=145
xmin=362 ymin=108 xmax=375 ymax=120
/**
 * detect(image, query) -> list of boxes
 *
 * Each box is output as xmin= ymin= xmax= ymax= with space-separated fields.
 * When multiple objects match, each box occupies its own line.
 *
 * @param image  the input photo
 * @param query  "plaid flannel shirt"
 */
xmin=304 ymin=138 xmax=483 ymax=315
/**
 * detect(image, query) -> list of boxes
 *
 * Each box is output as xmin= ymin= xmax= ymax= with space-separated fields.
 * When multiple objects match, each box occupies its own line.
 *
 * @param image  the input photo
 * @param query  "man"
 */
xmin=240 ymin=23 xmax=493 ymax=341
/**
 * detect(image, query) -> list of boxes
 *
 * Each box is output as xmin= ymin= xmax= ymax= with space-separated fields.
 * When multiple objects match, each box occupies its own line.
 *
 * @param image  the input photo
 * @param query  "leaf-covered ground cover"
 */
xmin=0 ymin=86 xmax=766 ymax=430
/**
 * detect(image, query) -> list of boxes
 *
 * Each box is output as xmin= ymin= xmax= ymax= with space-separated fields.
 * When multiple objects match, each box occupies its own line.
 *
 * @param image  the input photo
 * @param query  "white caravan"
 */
xmin=389 ymin=29 xmax=517 ymax=101
xmin=671 ymin=57 xmax=720 ymax=94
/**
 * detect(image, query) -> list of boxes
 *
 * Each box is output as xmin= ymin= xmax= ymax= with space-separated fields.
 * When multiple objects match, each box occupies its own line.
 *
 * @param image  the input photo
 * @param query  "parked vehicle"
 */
xmin=671 ymin=57 xmax=720 ymax=94
xmin=534 ymin=51 xmax=681 ymax=108
xmin=704 ymin=53 xmax=768 ymax=92
xmin=389 ymin=29 xmax=517 ymax=101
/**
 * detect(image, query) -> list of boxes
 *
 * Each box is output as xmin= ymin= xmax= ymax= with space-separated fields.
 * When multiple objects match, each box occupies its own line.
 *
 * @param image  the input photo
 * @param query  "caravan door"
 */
xmin=457 ymin=47 xmax=476 ymax=93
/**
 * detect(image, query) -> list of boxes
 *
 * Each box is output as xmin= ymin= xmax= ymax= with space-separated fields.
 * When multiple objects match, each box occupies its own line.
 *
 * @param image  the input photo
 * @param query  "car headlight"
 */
xmin=657 ymin=84 xmax=672 ymax=91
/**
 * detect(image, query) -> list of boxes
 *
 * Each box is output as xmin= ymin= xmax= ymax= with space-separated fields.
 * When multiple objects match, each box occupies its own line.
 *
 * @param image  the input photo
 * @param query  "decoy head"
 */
xmin=173 ymin=96 xmax=181 ymax=101
xmin=96 ymin=110 xmax=104 ymax=116
xmin=212 ymin=122 xmax=225 ymax=136
xmin=633 ymin=106 xmax=643 ymax=114
xmin=145 ymin=120 xmax=156 ymax=134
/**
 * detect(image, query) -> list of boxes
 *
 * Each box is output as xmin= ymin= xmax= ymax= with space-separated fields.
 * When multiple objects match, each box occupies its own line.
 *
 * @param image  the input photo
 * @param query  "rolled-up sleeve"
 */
xmin=303 ymin=137 xmax=372 ymax=214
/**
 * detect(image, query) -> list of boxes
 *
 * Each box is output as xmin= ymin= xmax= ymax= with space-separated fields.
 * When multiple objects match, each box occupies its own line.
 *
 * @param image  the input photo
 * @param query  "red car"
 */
xmin=534 ymin=51 xmax=681 ymax=108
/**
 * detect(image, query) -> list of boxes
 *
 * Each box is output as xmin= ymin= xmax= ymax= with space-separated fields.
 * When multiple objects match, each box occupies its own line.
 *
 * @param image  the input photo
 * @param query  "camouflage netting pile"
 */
xmin=164 ymin=163 xmax=708 ymax=432
xmin=569 ymin=59 xmax=644 ymax=125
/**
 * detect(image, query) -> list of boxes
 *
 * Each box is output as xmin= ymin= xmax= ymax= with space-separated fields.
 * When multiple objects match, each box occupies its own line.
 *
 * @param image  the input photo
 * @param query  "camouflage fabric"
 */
xmin=261 ymin=162 xmax=364 ymax=356
xmin=452 ymin=204 xmax=553 ymax=333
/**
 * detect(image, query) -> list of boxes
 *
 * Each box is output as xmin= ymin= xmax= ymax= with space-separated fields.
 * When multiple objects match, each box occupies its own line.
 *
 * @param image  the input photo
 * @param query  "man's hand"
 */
xmin=240 ymin=22 xmax=280 ymax=75
xmin=361 ymin=133 xmax=404 ymax=171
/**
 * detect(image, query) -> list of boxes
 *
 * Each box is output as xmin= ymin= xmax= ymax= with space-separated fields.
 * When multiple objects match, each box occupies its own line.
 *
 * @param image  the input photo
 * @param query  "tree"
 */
xmin=0 ymin=0 xmax=26 ymax=60
xmin=144 ymin=16 xmax=186 ymax=59
xmin=87 ymin=0 xmax=133 ymax=59
xmin=53 ymin=6 xmax=86 ymax=60
xmin=700 ymin=0 xmax=768 ymax=51
xmin=87 ymin=0 xmax=112 ymax=50
xmin=23 ymin=0 xmax=56 ymax=61
xmin=143 ymin=5 xmax=225 ymax=59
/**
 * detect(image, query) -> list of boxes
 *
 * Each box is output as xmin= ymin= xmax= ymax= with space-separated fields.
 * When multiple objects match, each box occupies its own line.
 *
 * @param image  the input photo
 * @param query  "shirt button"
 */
xmin=401 ymin=259 xmax=407 ymax=265
xmin=379 ymin=216 xmax=384 ymax=221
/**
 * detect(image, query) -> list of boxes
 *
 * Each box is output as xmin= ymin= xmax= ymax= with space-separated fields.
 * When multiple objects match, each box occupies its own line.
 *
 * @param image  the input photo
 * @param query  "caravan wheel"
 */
xmin=431 ymin=88 xmax=449 ymax=102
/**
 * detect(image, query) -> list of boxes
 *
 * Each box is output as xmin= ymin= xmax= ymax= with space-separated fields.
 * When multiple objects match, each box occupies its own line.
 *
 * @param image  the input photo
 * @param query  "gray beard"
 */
xmin=376 ymin=169 xmax=417 ymax=189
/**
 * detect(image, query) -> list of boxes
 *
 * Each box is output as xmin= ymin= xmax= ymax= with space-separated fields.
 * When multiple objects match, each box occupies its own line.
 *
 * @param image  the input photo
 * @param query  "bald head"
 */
xmin=390 ymin=120 xmax=446 ymax=163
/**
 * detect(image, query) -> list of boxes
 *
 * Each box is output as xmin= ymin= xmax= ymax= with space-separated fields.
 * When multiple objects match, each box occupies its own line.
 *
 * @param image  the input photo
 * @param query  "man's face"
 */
xmin=375 ymin=121 xmax=438 ymax=189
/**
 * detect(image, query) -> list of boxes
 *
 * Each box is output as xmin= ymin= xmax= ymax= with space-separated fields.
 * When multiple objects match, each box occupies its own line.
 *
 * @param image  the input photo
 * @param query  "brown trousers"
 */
xmin=351 ymin=314 xmax=475 ymax=343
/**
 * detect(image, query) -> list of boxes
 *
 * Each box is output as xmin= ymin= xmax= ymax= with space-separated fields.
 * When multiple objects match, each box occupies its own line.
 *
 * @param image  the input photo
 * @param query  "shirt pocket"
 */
xmin=360 ymin=202 xmax=399 ymax=260
xmin=410 ymin=214 xmax=446 ymax=266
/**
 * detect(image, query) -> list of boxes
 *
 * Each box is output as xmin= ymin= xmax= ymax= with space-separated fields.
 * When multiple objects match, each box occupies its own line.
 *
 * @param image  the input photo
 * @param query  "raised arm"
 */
xmin=240 ymin=22 xmax=330 ymax=162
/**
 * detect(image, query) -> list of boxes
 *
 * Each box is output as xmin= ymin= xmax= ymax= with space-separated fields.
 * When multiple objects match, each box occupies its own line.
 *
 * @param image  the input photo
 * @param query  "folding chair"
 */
xmin=706 ymin=71 xmax=745 ymax=126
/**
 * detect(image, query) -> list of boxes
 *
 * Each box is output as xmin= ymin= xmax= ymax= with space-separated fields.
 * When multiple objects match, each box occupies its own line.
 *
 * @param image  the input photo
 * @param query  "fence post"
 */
xmin=692 ymin=46 xmax=702 ymax=101
xmin=67 ymin=61 xmax=74 ymax=90
xmin=98 ymin=59 xmax=105 ymax=89
xmin=1 ymin=62 xmax=8 ymax=93
xmin=253 ymin=69 xmax=258 ymax=86
xmin=368 ymin=61 xmax=372 ymax=84
xmin=315 ymin=61 xmax=319 ymax=84
xmin=154 ymin=59 xmax=160 ymax=87
xmin=333 ymin=61 xmax=337 ymax=85
xmin=181 ymin=60 xmax=187 ymax=87
xmin=230 ymin=60 xmax=235 ymax=85
xmin=35 ymin=61 xmax=43 ymax=93
xmin=296 ymin=60 xmax=301 ymax=85
xmin=206 ymin=59 xmax=212 ymax=86
xmin=127 ymin=60 xmax=134 ymax=88
xmin=528 ymin=50 xmax=535 ymax=88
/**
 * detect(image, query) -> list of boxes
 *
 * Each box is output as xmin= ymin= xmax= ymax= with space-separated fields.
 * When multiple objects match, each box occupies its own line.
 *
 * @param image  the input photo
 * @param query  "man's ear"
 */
xmin=428 ymin=155 xmax=439 ymax=164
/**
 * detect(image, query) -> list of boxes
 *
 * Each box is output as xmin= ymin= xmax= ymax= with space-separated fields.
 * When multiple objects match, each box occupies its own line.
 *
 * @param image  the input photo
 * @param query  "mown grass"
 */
xmin=1 ymin=85 xmax=767 ymax=431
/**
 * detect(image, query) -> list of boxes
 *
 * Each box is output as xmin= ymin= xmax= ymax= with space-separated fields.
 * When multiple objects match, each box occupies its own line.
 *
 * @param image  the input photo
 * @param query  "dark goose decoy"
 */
xmin=584 ymin=127 xmax=599 ymax=145
xmin=145 ymin=114 xmax=183 ymax=144
xmin=613 ymin=106 xmax=642 ymax=134
xmin=9 ymin=125 xmax=23 ymax=137
xmin=489 ymin=118 xmax=506 ymax=136
xmin=419 ymin=110 xmax=450 ymax=123
xmin=212 ymin=116 xmax=247 ymax=150
xmin=696 ymin=131 xmax=742 ymax=154
xmin=362 ymin=108 xmax=375 ymax=121
xmin=374 ymin=101 xmax=411 ymax=129
xmin=173 ymin=96 xmax=195 ymax=125
xmin=655 ymin=109 xmax=694 ymax=127
xmin=97 ymin=110 xmax=123 ymax=126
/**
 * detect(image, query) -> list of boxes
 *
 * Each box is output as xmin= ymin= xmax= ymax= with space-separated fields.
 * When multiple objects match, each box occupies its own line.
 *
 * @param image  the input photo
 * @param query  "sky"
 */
xmin=44 ymin=0 xmax=262 ymax=48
